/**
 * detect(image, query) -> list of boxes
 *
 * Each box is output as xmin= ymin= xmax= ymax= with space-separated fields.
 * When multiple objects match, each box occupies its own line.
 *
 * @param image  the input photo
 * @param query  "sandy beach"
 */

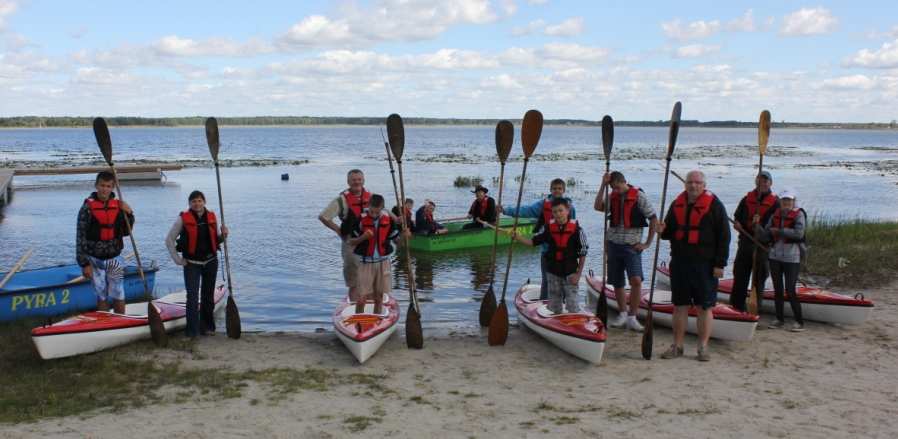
xmin=1 ymin=282 xmax=894 ymax=439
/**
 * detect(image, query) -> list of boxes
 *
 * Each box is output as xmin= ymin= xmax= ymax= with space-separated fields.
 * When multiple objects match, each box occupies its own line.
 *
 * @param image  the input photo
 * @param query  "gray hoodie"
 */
xmin=758 ymin=208 xmax=806 ymax=264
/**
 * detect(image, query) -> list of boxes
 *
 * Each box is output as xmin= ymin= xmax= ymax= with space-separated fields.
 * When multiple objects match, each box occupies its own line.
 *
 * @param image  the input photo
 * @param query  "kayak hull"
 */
xmin=333 ymin=294 xmax=399 ymax=364
xmin=0 ymin=262 xmax=158 ymax=322
xmin=586 ymin=276 xmax=758 ymax=341
xmin=655 ymin=264 xmax=874 ymax=325
xmin=514 ymin=283 xmax=606 ymax=364
xmin=31 ymin=285 xmax=226 ymax=360
xmin=408 ymin=217 xmax=536 ymax=252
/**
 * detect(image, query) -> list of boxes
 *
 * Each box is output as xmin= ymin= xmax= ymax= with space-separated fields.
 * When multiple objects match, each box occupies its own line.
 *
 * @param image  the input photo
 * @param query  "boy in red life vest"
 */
xmin=391 ymin=198 xmax=415 ymax=231
xmin=594 ymin=171 xmax=659 ymax=332
xmin=165 ymin=190 xmax=229 ymax=338
xmin=463 ymin=185 xmax=497 ymax=230
xmin=512 ymin=198 xmax=588 ymax=314
xmin=319 ymin=169 xmax=370 ymax=301
xmin=731 ymin=171 xmax=780 ymax=312
xmin=658 ymin=170 xmax=730 ymax=361
xmin=500 ymin=178 xmax=576 ymax=300
xmin=414 ymin=200 xmax=448 ymax=236
xmin=757 ymin=189 xmax=806 ymax=332
xmin=347 ymin=194 xmax=406 ymax=314
xmin=76 ymin=171 xmax=135 ymax=314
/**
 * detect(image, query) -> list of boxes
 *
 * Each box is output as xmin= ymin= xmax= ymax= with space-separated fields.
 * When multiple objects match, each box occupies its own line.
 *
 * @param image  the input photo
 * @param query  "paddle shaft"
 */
xmin=749 ymin=154 xmax=766 ymax=312
xmin=395 ymin=160 xmax=418 ymax=312
xmin=669 ymin=170 xmax=769 ymax=251
xmin=0 ymin=248 xmax=34 ymax=290
xmin=645 ymin=156 xmax=674 ymax=335
xmin=499 ymin=158 xmax=531 ymax=302
xmin=600 ymin=159 xmax=611 ymax=288
xmin=214 ymin=162 xmax=235 ymax=297
xmin=381 ymin=130 xmax=403 ymax=215
xmin=488 ymin=162 xmax=507 ymax=286
xmin=107 ymin=167 xmax=151 ymax=301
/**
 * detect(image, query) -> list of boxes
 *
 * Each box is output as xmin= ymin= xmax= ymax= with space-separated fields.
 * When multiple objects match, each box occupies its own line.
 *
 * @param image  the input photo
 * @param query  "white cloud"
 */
xmin=418 ymin=49 xmax=499 ymax=69
xmin=541 ymin=43 xmax=608 ymax=62
xmin=661 ymin=18 xmax=721 ymax=41
xmin=726 ymin=9 xmax=755 ymax=32
xmin=500 ymin=0 xmax=517 ymax=16
xmin=674 ymin=44 xmax=720 ymax=58
xmin=511 ymin=19 xmax=545 ymax=36
xmin=0 ymin=0 xmax=17 ymax=32
xmin=818 ymin=74 xmax=876 ymax=90
xmin=544 ymin=17 xmax=584 ymax=37
xmin=780 ymin=7 xmax=838 ymax=36
xmin=844 ymin=39 xmax=898 ymax=69
xmin=278 ymin=0 xmax=499 ymax=49
xmin=152 ymin=35 xmax=273 ymax=57
xmin=528 ymin=0 xmax=548 ymax=4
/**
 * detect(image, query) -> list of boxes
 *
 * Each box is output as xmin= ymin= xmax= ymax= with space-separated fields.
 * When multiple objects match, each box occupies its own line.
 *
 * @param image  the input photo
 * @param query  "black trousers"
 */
xmin=769 ymin=259 xmax=803 ymax=324
xmin=184 ymin=258 xmax=218 ymax=336
xmin=730 ymin=241 xmax=769 ymax=312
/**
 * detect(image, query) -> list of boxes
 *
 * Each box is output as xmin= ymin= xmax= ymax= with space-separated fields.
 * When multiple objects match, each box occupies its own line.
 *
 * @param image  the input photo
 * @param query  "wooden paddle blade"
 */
xmin=601 ymin=115 xmax=614 ymax=159
xmin=520 ymin=110 xmax=543 ymax=158
xmin=93 ymin=117 xmax=113 ymax=165
xmin=641 ymin=314 xmax=653 ymax=360
xmin=147 ymin=302 xmax=168 ymax=347
xmin=758 ymin=110 xmax=771 ymax=156
xmin=405 ymin=302 xmax=423 ymax=349
xmin=748 ymin=286 xmax=759 ymax=316
xmin=495 ymin=120 xmax=514 ymax=163
xmin=226 ymin=295 xmax=241 ymax=339
xmin=479 ymin=285 xmax=497 ymax=327
xmin=666 ymin=102 xmax=682 ymax=158
xmin=205 ymin=117 xmax=221 ymax=161
xmin=596 ymin=285 xmax=608 ymax=326
xmin=487 ymin=300 xmax=508 ymax=345
xmin=386 ymin=114 xmax=405 ymax=161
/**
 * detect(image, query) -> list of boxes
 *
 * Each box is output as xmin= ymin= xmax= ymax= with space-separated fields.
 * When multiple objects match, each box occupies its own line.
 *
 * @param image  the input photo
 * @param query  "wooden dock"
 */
xmin=0 ymin=164 xmax=181 ymax=210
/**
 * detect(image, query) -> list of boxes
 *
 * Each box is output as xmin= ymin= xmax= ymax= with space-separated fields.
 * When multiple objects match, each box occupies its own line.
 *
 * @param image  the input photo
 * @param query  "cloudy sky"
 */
xmin=1 ymin=0 xmax=897 ymax=122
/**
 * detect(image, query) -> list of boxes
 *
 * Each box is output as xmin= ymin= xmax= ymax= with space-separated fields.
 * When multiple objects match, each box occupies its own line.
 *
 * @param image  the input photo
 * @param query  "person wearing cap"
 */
xmin=499 ymin=178 xmax=576 ymax=299
xmin=414 ymin=199 xmax=448 ymax=235
xmin=731 ymin=170 xmax=780 ymax=313
xmin=757 ymin=189 xmax=807 ymax=332
xmin=463 ymin=185 xmax=497 ymax=230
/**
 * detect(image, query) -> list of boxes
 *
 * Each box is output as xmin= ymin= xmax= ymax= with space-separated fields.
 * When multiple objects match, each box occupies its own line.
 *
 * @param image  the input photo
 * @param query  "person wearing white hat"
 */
xmin=757 ymin=189 xmax=807 ymax=332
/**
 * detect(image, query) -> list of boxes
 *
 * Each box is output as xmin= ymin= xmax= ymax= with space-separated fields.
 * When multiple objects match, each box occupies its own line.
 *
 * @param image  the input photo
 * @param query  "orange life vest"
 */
xmin=85 ymin=197 xmax=120 ymax=241
xmin=672 ymin=191 xmax=715 ymax=244
xmin=609 ymin=185 xmax=648 ymax=228
xmin=771 ymin=209 xmax=803 ymax=243
xmin=180 ymin=210 xmax=218 ymax=257
xmin=470 ymin=197 xmax=490 ymax=219
xmin=541 ymin=198 xmax=553 ymax=225
xmin=357 ymin=213 xmax=394 ymax=257
xmin=744 ymin=190 xmax=778 ymax=228
xmin=341 ymin=189 xmax=371 ymax=220
xmin=549 ymin=219 xmax=579 ymax=261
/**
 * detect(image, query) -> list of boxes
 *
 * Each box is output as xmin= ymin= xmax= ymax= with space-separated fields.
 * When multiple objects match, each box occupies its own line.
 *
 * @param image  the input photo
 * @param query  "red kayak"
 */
xmin=333 ymin=294 xmax=400 ymax=363
xmin=32 ymin=285 xmax=226 ymax=359
xmin=656 ymin=263 xmax=874 ymax=324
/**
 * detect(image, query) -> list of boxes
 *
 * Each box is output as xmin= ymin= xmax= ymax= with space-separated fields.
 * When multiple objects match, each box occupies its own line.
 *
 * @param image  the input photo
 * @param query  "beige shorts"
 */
xmin=356 ymin=259 xmax=392 ymax=299
xmin=341 ymin=240 xmax=359 ymax=288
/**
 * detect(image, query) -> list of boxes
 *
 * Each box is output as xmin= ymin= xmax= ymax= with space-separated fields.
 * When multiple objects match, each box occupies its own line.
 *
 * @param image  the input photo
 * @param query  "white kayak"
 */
xmin=333 ymin=294 xmax=399 ymax=364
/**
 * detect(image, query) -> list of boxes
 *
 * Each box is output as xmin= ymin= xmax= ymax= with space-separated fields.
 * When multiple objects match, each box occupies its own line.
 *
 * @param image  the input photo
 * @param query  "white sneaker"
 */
xmin=627 ymin=317 xmax=644 ymax=333
xmin=609 ymin=314 xmax=627 ymax=328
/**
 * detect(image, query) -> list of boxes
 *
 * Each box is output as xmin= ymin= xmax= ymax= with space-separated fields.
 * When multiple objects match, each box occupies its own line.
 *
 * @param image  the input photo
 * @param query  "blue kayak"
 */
xmin=0 ymin=262 xmax=158 ymax=322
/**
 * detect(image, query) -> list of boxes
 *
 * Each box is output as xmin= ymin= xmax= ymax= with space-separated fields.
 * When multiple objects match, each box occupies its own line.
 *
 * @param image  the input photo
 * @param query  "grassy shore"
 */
xmin=803 ymin=217 xmax=898 ymax=287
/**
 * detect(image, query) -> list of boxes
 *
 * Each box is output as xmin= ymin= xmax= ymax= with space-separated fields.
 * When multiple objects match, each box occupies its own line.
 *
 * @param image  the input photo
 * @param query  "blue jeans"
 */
xmin=183 ymin=259 xmax=218 ymax=337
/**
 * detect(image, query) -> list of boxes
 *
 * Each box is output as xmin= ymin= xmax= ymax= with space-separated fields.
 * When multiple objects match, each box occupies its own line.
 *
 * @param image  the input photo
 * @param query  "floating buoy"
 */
xmin=281 ymin=173 xmax=289 ymax=181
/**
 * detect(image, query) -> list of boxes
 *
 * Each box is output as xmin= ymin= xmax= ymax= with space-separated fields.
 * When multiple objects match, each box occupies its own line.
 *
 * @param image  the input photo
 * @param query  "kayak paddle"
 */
xmin=480 ymin=120 xmax=513 ymax=327
xmin=0 ymin=248 xmax=34 ymax=290
xmin=748 ymin=110 xmax=772 ymax=316
xmin=596 ymin=115 xmax=613 ymax=326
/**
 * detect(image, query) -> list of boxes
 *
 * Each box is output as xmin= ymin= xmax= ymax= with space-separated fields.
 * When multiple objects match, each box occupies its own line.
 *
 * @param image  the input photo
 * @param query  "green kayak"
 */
xmin=408 ymin=217 xmax=537 ymax=252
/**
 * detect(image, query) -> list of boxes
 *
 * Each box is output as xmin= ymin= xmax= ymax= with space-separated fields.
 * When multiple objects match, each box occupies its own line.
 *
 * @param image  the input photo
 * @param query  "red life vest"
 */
xmin=609 ymin=185 xmax=648 ymax=228
xmin=771 ymin=209 xmax=802 ymax=243
xmin=180 ymin=210 xmax=218 ymax=257
xmin=672 ymin=191 xmax=715 ymax=244
xmin=470 ymin=197 xmax=490 ymax=219
xmin=549 ymin=219 xmax=578 ymax=261
xmin=541 ymin=198 xmax=553 ymax=225
xmin=744 ymin=190 xmax=778 ymax=228
xmin=358 ymin=213 xmax=393 ymax=257
xmin=85 ymin=197 xmax=120 ymax=241
xmin=341 ymin=189 xmax=371 ymax=220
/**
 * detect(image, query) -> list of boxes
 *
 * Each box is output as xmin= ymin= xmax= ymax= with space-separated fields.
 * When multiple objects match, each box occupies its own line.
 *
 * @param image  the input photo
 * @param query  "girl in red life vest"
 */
xmin=165 ymin=190 xmax=229 ymax=338
xmin=757 ymin=189 xmax=806 ymax=332
xmin=347 ymin=194 xmax=405 ymax=314
xmin=512 ymin=198 xmax=588 ymax=315
xmin=463 ymin=185 xmax=497 ymax=230
xmin=76 ymin=171 xmax=136 ymax=314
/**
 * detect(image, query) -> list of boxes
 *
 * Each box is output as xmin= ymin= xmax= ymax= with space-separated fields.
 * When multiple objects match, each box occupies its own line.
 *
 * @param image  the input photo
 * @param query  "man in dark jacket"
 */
xmin=414 ymin=200 xmax=448 ymax=236
xmin=730 ymin=170 xmax=779 ymax=312
xmin=76 ymin=171 xmax=135 ymax=314
xmin=658 ymin=170 xmax=730 ymax=361
xmin=463 ymin=185 xmax=496 ymax=229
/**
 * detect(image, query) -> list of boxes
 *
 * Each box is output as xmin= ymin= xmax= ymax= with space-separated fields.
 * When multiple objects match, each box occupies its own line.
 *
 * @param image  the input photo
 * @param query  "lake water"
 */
xmin=2 ymin=125 xmax=897 ymax=332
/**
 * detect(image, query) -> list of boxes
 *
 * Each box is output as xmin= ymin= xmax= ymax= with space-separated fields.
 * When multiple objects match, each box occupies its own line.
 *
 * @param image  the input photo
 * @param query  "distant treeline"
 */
xmin=1 ymin=116 xmax=896 ymax=129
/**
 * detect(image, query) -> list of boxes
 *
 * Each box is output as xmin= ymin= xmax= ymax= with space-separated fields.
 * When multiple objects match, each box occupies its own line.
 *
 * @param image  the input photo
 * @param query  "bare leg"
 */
xmin=628 ymin=277 xmax=643 ymax=316
xmin=672 ymin=306 xmax=688 ymax=348
xmin=355 ymin=294 xmax=368 ymax=314
xmin=614 ymin=287 xmax=627 ymax=314
xmin=697 ymin=308 xmax=713 ymax=348
xmin=373 ymin=293 xmax=384 ymax=315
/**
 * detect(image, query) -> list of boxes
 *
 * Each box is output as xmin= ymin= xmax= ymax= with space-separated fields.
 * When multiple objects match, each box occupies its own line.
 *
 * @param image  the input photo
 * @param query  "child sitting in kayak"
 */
xmin=512 ymin=198 xmax=588 ymax=314
xmin=347 ymin=194 xmax=403 ymax=314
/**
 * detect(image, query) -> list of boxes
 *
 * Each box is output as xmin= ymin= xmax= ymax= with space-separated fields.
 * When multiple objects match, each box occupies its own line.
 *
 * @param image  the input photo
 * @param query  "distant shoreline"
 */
xmin=1 ymin=116 xmax=897 ymax=130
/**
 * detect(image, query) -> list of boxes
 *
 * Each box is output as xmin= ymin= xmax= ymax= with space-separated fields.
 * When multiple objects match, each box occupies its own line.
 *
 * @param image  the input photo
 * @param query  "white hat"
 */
xmin=779 ymin=189 xmax=797 ymax=200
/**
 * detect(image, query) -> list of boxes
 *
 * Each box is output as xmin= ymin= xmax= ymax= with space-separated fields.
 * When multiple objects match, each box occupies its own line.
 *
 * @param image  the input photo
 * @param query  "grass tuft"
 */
xmin=453 ymin=176 xmax=483 ymax=188
xmin=803 ymin=217 xmax=898 ymax=287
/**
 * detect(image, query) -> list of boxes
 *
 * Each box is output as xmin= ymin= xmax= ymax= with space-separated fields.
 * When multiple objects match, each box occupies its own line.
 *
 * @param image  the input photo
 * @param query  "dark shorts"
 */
xmin=669 ymin=258 xmax=718 ymax=310
xmin=607 ymin=242 xmax=643 ymax=288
